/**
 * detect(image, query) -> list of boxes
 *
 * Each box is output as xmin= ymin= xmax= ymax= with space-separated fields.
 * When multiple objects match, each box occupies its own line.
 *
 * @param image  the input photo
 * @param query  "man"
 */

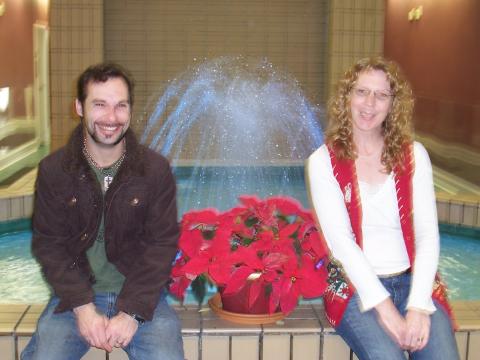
xmin=22 ymin=63 xmax=184 ymax=359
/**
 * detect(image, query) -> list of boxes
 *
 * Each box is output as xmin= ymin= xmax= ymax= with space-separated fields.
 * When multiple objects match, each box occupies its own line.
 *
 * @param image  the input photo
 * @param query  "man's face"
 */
xmin=76 ymin=77 xmax=131 ymax=148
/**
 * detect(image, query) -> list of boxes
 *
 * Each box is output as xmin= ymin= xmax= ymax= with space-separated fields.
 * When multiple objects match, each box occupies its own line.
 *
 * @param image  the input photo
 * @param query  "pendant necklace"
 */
xmin=83 ymin=138 xmax=126 ymax=192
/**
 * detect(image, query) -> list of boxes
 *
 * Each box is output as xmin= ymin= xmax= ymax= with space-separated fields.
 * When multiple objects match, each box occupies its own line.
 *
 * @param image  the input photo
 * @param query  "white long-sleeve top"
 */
xmin=306 ymin=142 xmax=439 ymax=313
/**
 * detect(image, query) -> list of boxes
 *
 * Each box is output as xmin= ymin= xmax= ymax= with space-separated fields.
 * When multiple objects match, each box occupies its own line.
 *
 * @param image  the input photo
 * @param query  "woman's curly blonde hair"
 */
xmin=325 ymin=56 xmax=414 ymax=173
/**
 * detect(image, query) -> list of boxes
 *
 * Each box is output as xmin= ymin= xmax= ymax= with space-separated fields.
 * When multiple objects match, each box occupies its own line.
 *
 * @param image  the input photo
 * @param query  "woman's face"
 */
xmin=349 ymin=69 xmax=393 ymax=137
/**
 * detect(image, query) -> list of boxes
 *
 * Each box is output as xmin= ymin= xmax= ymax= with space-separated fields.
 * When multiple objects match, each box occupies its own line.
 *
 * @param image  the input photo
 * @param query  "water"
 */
xmin=1 ymin=229 xmax=478 ymax=304
xmin=141 ymin=56 xmax=324 ymax=214
xmin=438 ymin=232 xmax=480 ymax=300
xmin=0 ymin=231 xmax=49 ymax=303
xmin=175 ymin=165 xmax=308 ymax=214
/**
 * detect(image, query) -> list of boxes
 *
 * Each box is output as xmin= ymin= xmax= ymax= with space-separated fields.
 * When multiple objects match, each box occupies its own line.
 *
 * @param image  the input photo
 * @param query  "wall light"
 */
xmin=408 ymin=5 xmax=423 ymax=22
xmin=0 ymin=1 xmax=6 ymax=17
xmin=38 ymin=0 xmax=49 ymax=12
xmin=0 ymin=87 xmax=10 ymax=113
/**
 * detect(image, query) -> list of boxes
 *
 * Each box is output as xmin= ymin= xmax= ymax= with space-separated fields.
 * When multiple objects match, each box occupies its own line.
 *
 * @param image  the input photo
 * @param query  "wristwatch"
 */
xmin=128 ymin=312 xmax=145 ymax=325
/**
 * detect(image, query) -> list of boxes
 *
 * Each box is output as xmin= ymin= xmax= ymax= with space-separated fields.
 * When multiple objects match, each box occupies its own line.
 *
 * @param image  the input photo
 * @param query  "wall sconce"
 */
xmin=408 ymin=6 xmax=423 ymax=21
xmin=0 ymin=87 xmax=9 ymax=113
xmin=0 ymin=87 xmax=10 ymax=121
xmin=0 ymin=1 xmax=6 ymax=17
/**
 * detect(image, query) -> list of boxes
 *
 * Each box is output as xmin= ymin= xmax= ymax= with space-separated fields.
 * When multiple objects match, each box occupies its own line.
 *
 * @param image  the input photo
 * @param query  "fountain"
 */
xmin=141 ymin=56 xmax=324 ymax=214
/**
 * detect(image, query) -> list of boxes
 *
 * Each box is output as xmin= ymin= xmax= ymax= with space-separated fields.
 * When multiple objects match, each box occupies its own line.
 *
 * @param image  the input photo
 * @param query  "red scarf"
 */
xmin=322 ymin=144 xmax=455 ymax=328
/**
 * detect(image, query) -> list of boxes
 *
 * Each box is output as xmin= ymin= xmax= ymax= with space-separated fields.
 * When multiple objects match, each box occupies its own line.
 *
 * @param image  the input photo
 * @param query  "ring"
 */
xmin=417 ymin=337 xmax=423 ymax=342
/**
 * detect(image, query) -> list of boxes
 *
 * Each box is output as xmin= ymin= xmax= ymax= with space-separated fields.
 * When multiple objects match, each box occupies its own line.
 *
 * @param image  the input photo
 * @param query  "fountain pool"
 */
xmin=1 ymin=226 xmax=478 ymax=304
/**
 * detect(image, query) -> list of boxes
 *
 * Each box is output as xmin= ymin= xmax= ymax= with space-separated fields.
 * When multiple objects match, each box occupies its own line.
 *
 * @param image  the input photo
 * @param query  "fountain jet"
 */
xmin=141 ymin=57 xmax=324 ymax=214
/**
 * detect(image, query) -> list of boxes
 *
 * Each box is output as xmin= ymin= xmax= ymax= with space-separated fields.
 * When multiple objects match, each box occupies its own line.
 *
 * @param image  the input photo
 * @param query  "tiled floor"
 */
xmin=0 ymin=168 xmax=36 ymax=199
xmin=0 ymin=168 xmax=36 ymax=223
xmin=0 ymin=301 xmax=479 ymax=360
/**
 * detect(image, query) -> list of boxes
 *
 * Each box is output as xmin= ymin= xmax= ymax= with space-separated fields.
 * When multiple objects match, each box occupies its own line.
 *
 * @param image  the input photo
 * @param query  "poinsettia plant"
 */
xmin=169 ymin=195 xmax=329 ymax=315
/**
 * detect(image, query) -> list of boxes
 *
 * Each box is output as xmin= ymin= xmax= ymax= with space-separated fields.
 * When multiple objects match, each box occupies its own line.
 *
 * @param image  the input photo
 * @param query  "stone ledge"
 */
xmin=0 ymin=301 xmax=479 ymax=360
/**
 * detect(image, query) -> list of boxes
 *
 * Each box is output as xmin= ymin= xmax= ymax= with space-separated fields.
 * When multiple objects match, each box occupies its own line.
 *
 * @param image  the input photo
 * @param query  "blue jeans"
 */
xmin=21 ymin=292 xmax=184 ymax=360
xmin=336 ymin=272 xmax=459 ymax=360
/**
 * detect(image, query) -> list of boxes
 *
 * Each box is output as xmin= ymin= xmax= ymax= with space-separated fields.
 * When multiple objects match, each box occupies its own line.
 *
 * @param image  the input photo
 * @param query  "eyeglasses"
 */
xmin=352 ymin=87 xmax=394 ymax=102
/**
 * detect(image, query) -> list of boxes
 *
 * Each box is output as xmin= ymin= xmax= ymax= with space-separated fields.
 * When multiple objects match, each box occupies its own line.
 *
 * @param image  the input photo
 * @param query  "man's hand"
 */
xmin=404 ymin=309 xmax=431 ymax=352
xmin=73 ymin=303 xmax=112 ymax=352
xmin=374 ymin=298 xmax=407 ymax=347
xmin=106 ymin=311 xmax=139 ymax=348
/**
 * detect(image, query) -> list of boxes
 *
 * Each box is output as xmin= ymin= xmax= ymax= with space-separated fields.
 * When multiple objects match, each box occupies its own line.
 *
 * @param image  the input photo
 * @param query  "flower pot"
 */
xmin=220 ymin=280 xmax=271 ymax=314
xmin=208 ymin=293 xmax=285 ymax=325
xmin=208 ymin=279 xmax=285 ymax=324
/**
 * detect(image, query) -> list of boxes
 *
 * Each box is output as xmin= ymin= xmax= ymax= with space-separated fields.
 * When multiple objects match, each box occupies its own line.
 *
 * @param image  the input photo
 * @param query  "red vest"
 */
xmin=322 ymin=144 xmax=455 ymax=328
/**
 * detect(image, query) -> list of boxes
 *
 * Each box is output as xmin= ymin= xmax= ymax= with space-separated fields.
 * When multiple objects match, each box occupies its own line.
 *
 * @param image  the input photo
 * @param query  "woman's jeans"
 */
xmin=21 ymin=292 xmax=184 ymax=360
xmin=336 ymin=272 xmax=459 ymax=360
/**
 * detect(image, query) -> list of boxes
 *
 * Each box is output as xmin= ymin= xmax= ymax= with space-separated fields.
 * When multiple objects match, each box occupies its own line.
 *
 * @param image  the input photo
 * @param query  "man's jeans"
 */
xmin=21 ymin=292 xmax=184 ymax=360
xmin=336 ymin=271 xmax=459 ymax=360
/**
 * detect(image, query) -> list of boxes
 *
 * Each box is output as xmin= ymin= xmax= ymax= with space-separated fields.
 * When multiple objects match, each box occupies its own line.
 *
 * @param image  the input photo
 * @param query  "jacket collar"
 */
xmin=62 ymin=124 xmax=146 ymax=179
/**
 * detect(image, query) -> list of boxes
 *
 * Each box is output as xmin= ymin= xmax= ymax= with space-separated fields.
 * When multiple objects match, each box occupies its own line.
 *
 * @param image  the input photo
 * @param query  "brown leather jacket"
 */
xmin=32 ymin=125 xmax=179 ymax=321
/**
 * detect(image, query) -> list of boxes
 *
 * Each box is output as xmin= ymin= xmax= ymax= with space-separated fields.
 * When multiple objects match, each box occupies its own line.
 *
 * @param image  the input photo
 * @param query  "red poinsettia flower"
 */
xmin=239 ymin=195 xmax=278 ymax=227
xmin=266 ymin=196 xmax=303 ymax=215
xmin=181 ymin=208 xmax=220 ymax=231
xmin=169 ymin=195 xmax=329 ymax=315
xmin=221 ymin=248 xmax=292 ymax=310
xmin=299 ymin=224 xmax=329 ymax=260
xmin=268 ymin=255 xmax=328 ymax=314
xmin=169 ymin=271 xmax=192 ymax=301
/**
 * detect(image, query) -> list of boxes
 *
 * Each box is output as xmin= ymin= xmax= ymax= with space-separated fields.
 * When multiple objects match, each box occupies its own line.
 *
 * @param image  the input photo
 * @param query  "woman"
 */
xmin=306 ymin=57 xmax=459 ymax=359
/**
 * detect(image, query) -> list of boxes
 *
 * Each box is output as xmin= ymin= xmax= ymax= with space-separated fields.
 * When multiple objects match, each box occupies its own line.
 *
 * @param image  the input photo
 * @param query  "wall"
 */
xmin=326 ymin=0 xmax=385 ymax=98
xmin=0 ymin=0 xmax=47 ymax=117
xmin=49 ymin=0 xmax=104 ymax=150
xmin=104 ymin=0 xmax=329 ymax=140
xmin=384 ymin=0 xmax=480 ymax=183
xmin=46 ymin=1 xmax=387 ymax=153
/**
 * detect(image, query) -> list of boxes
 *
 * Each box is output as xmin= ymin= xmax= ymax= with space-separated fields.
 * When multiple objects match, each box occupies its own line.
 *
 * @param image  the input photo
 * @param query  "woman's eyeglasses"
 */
xmin=352 ymin=87 xmax=394 ymax=102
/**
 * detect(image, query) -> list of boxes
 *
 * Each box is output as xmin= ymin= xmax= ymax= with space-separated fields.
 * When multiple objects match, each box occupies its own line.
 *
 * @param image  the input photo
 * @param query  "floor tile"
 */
xmin=263 ymin=334 xmax=290 ymax=360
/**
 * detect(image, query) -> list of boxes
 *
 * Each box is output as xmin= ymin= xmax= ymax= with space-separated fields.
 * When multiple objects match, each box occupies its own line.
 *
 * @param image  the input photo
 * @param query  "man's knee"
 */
xmin=130 ymin=311 xmax=184 ymax=360
xmin=27 ymin=311 xmax=89 ymax=359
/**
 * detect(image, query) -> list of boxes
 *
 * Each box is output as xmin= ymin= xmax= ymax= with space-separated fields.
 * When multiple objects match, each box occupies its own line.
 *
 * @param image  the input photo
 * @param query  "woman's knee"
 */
xmin=336 ymin=297 xmax=406 ymax=360
xmin=417 ymin=305 xmax=459 ymax=360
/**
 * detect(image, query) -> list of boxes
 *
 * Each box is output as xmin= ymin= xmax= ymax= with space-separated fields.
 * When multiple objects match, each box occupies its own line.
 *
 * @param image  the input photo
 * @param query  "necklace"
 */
xmin=83 ymin=138 xmax=126 ymax=191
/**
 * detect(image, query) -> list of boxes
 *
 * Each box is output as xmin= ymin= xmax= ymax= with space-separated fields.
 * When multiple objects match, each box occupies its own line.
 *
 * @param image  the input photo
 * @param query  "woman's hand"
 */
xmin=404 ymin=309 xmax=431 ymax=352
xmin=374 ymin=298 xmax=407 ymax=347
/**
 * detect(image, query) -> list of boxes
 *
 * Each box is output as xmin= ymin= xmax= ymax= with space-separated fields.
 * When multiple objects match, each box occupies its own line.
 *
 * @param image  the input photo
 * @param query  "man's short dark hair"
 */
xmin=76 ymin=62 xmax=135 ymax=106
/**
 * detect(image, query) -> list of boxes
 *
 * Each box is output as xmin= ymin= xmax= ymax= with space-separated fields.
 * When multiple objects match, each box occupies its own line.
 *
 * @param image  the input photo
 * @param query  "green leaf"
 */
xmin=245 ymin=217 xmax=259 ymax=227
xmin=242 ymin=237 xmax=254 ymax=246
xmin=293 ymin=238 xmax=302 ymax=256
xmin=191 ymin=276 xmax=207 ymax=305
xmin=202 ymin=229 xmax=216 ymax=240
xmin=264 ymin=282 xmax=273 ymax=295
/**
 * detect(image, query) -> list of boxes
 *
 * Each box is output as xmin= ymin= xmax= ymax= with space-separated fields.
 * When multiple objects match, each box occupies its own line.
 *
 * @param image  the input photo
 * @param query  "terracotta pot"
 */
xmin=220 ymin=280 xmax=272 ymax=314
xmin=208 ymin=293 xmax=285 ymax=325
